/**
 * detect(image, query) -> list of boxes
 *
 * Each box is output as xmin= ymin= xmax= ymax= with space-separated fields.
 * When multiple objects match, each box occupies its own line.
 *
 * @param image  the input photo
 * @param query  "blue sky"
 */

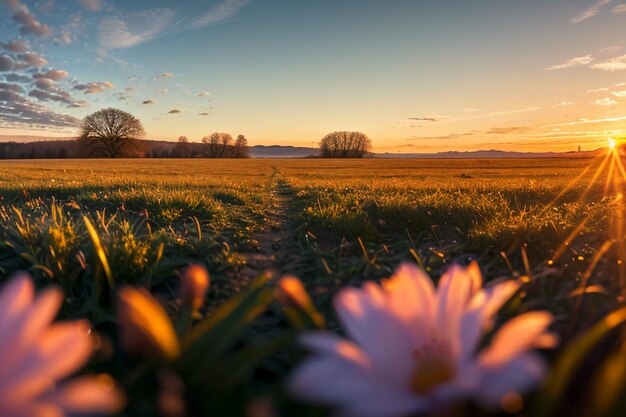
xmin=1 ymin=0 xmax=626 ymax=151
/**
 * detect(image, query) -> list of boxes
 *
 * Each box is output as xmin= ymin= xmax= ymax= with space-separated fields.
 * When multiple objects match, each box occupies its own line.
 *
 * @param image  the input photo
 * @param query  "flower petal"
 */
xmin=473 ymin=353 xmax=547 ymax=407
xmin=0 ymin=320 xmax=94 ymax=402
xmin=0 ymin=273 xmax=34 ymax=333
xmin=479 ymin=311 xmax=553 ymax=367
xmin=41 ymin=375 xmax=126 ymax=414
xmin=0 ymin=288 xmax=63 ymax=381
xmin=334 ymin=285 xmax=416 ymax=383
xmin=382 ymin=263 xmax=435 ymax=337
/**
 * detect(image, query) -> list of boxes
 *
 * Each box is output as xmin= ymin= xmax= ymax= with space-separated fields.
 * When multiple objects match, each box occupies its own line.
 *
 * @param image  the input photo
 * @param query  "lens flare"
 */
xmin=609 ymin=138 xmax=617 ymax=149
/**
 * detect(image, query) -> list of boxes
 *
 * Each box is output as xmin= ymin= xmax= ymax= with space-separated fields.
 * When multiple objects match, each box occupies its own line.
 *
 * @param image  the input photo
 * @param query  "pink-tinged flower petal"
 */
xmin=458 ymin=308 xmax=484 ymax=363
xmin=0 ymin=273 xmax=34 ymax=332
xmin=474 ymin=353 xmax=546 ymax=407
xmin=42 ymin=375 xmax=126 ymax=414
xmin=0 ymin=403 xmax=63 ymax=417
xmin=0 ymin=321 xmax=95 ymax=402
xmin=382 ymin=263 xmax=435 ymax=338
xmin=435 ymin=265 xmax=475 ymax=354
xmin=459 ymin=280 xmax=520 ymax=362
xmin=288 ymin=354 xmax=421 ymax=413
xmin=335 ymin=395 xmax=427 ymax=417
xmin=472 ymin=280 xmax=521 ymax=320
xmin=479 ymin=311 xmax=553 ymax=367
xmin=334 ymin=285 xmax=416 ymax=384
xmin=0 ymin=288 xmax=63 ymax=378
xmin=465 ymin=261 xmax=483 ymax=295
xmin=300 ymin=333 xmax=370 ymax=366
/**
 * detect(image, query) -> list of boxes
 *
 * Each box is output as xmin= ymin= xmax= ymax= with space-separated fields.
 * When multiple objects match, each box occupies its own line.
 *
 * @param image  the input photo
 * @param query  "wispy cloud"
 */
xmin=154 ymin=73 xmax=174 ymax=81
xmin=98 ymin=9 xmax=176 ymax=49
xmin=487 ymin=126 xmax=532 ymax=134
xmin=458 ymin=106 xmax=543 ymax=121
xmin=591 ymin=54 xmax=626 ymax=70
xmin=545 ymin=54 xmax=594 ymax=70
xmin=408 ymin=116 xmax=442 ymax=122
xmin=197 ymin=91 xmax=211 ymax=97
xmin=570 ymin=0 xmax=611 ymax=23
xmin=73 ymin=81 xmax=114 ymax=94
xmin=191 ymin=0 xmax=252 ymax=27
xmin=98 ymin=0 xmax=254 ymax=50
xmin=143 ymin=99 xmax=156 ymax=104
xmin=613 ymin=3 xmax=626 ymax=13
xmin=592 ymin=97 xmax=618 ymax=106
xmin=547 ymin=116 xmax=626 ymax=127
xmin=12 ymin=8 xmax=51 ymax=37
xmin=551 ymin=101 xmax=574 ymax=107
xmin=612 ymin=90 xmax=626 ymax=96
xmin=78 ymin=0 xmax=104 ymax=12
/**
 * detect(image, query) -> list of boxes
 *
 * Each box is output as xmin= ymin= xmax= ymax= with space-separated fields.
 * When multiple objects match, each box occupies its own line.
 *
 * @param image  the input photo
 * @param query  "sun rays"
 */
xmin=544 ymin=139 xmax=626 ymax=296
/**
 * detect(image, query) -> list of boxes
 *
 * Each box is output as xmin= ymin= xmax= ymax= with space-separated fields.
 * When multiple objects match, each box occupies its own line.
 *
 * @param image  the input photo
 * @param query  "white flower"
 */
xmin=0 ymin=273 xmax=125 ymax=416
xmin=287 ymin=263 xmax=556 ymax=417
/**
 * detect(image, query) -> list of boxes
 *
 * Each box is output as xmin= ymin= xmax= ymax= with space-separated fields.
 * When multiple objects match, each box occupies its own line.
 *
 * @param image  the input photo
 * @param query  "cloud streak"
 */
xmin=545 ymin=54 xmax=594 ymax=70
xmin=570 ymin=0 xmax=611 ymax=23
xmin=591 ymin=54 xmax=626 ymax=70
xmin=97 ymin=0 xmax=254 ymax=50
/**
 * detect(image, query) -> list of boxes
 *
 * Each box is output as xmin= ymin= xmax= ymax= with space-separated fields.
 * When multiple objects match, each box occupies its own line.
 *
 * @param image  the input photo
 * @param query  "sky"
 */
xmin=1 ymin=0 xmax=626 ymax=152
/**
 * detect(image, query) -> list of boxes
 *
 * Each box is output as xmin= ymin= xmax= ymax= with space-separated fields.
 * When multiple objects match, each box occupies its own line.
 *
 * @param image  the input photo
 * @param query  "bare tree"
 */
xmin=233 ymin=134 xmax=249 ymax=158
xmin=172 ymin=135 xmax=190 ymax=158
xmin=202 ymin=132 xmax=233 ymax=158
xmin=79 ymin=108 xmax=145 ymax=158
xmin=319 ymin=131 xmax=371 ymax=158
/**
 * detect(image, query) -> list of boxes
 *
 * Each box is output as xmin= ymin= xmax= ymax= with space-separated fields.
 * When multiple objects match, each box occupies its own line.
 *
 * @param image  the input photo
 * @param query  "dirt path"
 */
xmin=239 ymin=173 xmax=298 ymax=279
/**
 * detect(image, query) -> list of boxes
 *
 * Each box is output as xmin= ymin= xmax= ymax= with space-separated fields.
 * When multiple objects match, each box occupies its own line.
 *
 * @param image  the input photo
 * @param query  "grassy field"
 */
xmin=0 ymin=156 xmax=624 ymax=416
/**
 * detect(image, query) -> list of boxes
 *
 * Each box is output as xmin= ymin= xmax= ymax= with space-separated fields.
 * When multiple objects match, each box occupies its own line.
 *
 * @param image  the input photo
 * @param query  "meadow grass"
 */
xmin=0 ymin=156 xmax=623 ymax=416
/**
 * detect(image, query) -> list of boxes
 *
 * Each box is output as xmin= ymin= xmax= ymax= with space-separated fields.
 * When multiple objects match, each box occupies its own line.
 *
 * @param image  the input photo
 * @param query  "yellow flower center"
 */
xmin=410 ymin=340 xmax=456 ymax=395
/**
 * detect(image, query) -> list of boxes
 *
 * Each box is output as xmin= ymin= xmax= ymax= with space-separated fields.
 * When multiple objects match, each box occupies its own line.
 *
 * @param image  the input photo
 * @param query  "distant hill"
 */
xmin=250 ymin=145 xmax=319 ymax=158
xmin=0 ymin=135 xmax=604 ymax=159
xmin=376 ymin=149 xmax=602 ymax=159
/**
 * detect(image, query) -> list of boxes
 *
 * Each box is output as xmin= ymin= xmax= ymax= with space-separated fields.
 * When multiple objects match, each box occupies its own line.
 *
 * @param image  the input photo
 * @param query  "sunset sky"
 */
xmin=1 ymin=0 xmax=626 ymax=152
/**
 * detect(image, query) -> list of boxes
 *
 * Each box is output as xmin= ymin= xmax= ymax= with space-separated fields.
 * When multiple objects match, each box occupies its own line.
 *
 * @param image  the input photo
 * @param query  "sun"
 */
xmin=609 ymin=138 xmax=617 ymax=149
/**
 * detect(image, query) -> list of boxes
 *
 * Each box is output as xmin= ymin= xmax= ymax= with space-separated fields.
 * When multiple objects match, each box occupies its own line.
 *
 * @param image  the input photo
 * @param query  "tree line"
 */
xmin=78 ymin=108 xmax=250 ymax=158
xmin=0 ymin=108 xmax=374 ymax=159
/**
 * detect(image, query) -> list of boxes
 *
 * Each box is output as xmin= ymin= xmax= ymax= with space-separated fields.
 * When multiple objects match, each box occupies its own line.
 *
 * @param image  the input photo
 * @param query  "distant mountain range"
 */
xmin=0 ymin=135 xmax=602 ymax=159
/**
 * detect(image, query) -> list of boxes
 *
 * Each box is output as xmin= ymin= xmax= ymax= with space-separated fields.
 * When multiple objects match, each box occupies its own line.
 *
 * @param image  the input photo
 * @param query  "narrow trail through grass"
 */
xmin=239 ymin=168 xmax=299 ymax=280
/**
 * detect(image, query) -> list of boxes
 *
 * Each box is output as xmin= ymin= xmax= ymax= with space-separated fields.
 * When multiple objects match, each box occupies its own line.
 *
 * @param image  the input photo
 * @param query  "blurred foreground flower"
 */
xmin=0 ymin=273 xmax=125 ymax=416
xmin=288 ymin=263 xmax=556 ymax=417
xmin=179 ymin=264 xmax=210 ymax=315
xmin=117 ymin=287 xmax=180 ymax=360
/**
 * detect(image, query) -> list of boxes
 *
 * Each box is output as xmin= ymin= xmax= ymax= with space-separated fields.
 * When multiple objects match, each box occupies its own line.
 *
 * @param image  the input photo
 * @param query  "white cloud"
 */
xmin=54 ymin=30 xmax=72 ymax=45
xmin=613 ymin=3 xmax=626 ymax=12
xmin=548 ymin=116 xmax=626 ymax=127
xmin=591 ymin=54 xmax=626 ymax=71
xmin=191 ymin=0 xmax=251 ymax=27
xmin=1 ymin=38 xmax=30 ymax=53
xmin=571 ymin=0 xmax=612 ymax=23
xmin=98 ymin=9 xmax=176 ymax=49
xmin=97 ymin=1 xmax=253 ymax=49
xmin=551 ymin=101 xmax=574 ymax=107
xmin=593 ymin=97 xmax=618 ymax=106
xmin=78 ymin=0 xmax=103 ymax=11
xmin=73 ymin=81 xmax=114 ymax=94
xmin=588 ymin=87 xmax=609 ymax=92
xmin=33 ymin=69 xmax=69 ymax=81
xmin=612 ymin=90 xmax=626 ymax=96
xmin=545 ymin=54 xmax=594 ymax=70
xmin=154 ymin=73 xmax=174 ymax=80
